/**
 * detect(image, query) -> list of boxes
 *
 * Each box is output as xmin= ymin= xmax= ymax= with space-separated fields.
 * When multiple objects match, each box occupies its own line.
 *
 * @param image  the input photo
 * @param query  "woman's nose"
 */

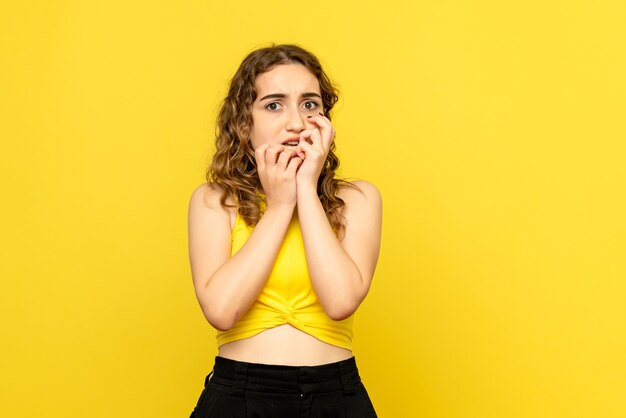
xmin=285 ymin=107 xmax=306 ymax=132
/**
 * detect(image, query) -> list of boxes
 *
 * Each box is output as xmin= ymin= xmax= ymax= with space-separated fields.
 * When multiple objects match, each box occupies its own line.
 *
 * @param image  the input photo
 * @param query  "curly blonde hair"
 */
xmin=206 ymin=44 xmax=355 ymax=237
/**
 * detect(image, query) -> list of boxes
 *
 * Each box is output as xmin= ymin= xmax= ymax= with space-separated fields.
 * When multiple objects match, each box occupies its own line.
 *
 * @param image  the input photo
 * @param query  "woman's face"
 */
xmin=250 ymin=64 xmax=322 ymax=151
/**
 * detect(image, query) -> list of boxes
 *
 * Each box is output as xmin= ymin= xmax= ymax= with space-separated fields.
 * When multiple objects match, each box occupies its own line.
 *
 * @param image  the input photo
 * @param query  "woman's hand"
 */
xmin=294 ymin=113 xmax=335 ymax=189
xmin=255 ymin=144 xmax=303 ymax=208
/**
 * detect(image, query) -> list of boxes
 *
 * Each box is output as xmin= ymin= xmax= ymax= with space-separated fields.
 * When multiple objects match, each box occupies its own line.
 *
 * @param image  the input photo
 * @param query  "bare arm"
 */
xmin=296 ymin=180 xmax=382 ymax=320
xmin=188 ymin=145 xmax=302 ymax=330
xmin=293 ymin=113 xmax=382 ymax=320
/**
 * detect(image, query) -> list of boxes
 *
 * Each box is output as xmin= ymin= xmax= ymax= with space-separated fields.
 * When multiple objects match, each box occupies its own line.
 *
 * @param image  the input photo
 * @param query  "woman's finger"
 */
xmin=276 ymin=146 xmax=294 ymax=170
xmin=299 ymin=129 xmax=323 ymax=152
xmin=296 ymin=137 xmax=323 ymax=162
xmin=298 ymin=130 xmax=314 ymax=146
xmin=307 ymin=113 xmax=335 ymax=152
xmin=295 ymin=146 xmax=306 ymax=160
xmin=286 ymin=155 xmax=303 ymax=176
xmin=265 ymin=144 xmax=283 ymax=166
xmin=255 ymin=143 xmax=269 ymax=172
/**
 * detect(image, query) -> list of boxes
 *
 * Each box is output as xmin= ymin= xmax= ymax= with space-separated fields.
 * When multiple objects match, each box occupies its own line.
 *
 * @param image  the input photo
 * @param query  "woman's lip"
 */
xmin=281 ymin=138 xmax=300 ymax=145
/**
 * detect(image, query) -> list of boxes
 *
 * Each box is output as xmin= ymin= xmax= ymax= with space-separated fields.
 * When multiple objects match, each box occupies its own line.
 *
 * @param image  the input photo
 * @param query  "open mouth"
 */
xmin=281 ymin=140 xmax=300 ymax=149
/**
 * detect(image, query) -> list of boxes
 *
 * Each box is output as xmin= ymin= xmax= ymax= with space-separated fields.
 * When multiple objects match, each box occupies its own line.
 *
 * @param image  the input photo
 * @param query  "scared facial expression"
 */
xmin=250 ymin=64 xmax=322 ymax=151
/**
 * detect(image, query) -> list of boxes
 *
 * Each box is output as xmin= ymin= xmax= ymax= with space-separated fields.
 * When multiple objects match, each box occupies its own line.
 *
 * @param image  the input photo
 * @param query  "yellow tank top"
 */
xmin=215 ymin=210 xmax=354 ymax=350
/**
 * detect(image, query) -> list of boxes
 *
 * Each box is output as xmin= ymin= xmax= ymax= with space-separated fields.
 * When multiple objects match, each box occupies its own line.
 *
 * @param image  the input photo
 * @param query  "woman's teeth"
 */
xmin=282 ymin=141 xmax=300 ymax=150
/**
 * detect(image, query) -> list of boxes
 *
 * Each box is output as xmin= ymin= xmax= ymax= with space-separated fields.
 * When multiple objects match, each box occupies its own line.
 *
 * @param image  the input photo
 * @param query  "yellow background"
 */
xmin=2 ymin=1 xmax=625 ymax=417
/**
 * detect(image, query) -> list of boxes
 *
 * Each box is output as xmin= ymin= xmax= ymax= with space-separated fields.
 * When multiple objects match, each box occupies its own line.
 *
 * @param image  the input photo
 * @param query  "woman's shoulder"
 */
xmin=337 ymin=179 xmax=382 ymax=204
xmin=189 ymin=182 xmax=239 ymax=231
xmin=189 ymin=182 xmax=235 ymax=213
xmin=336 ymin=180 xmax=382 ymax=219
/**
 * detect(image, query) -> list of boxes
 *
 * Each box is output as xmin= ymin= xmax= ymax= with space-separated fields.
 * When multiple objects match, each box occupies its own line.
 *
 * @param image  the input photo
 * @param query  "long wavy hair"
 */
xmin=206 ymin=44 xmax=355 ymax=237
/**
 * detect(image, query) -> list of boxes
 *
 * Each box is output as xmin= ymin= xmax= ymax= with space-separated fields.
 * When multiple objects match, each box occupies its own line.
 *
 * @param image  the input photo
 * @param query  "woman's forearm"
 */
xmin=198 ymin=204 xmax=294 ymax=330
xmin=296 ymin=184 xmax=366 ymax=320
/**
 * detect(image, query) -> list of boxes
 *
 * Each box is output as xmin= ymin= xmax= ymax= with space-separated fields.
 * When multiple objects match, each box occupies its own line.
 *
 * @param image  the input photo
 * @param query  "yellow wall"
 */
xmin=2 ymin=1 xmax=625 ymax=417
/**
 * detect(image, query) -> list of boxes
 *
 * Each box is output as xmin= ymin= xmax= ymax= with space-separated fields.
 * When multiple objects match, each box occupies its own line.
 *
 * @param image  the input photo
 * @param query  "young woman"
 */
xmin=187 ymin=44 xmax=382 ymax=417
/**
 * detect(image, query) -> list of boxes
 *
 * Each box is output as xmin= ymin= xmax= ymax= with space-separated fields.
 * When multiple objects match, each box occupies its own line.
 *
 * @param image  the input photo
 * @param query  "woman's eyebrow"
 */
xmin=259 ymin=92 xmax=322 ymax=101
xmin=259 ymin=93 xmax=286 ymax=101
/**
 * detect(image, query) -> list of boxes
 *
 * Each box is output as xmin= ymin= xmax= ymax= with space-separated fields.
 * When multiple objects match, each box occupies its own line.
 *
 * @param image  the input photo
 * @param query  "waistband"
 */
xmin=207 ymin=356 xmax=361 ymax=396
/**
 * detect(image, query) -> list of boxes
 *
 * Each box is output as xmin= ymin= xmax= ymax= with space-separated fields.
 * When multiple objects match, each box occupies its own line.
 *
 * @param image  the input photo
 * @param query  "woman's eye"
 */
xmin=303 ymin=101 xmax=319 ymax=111
xmin=265 ymin=102 xmax=281 ymax=111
